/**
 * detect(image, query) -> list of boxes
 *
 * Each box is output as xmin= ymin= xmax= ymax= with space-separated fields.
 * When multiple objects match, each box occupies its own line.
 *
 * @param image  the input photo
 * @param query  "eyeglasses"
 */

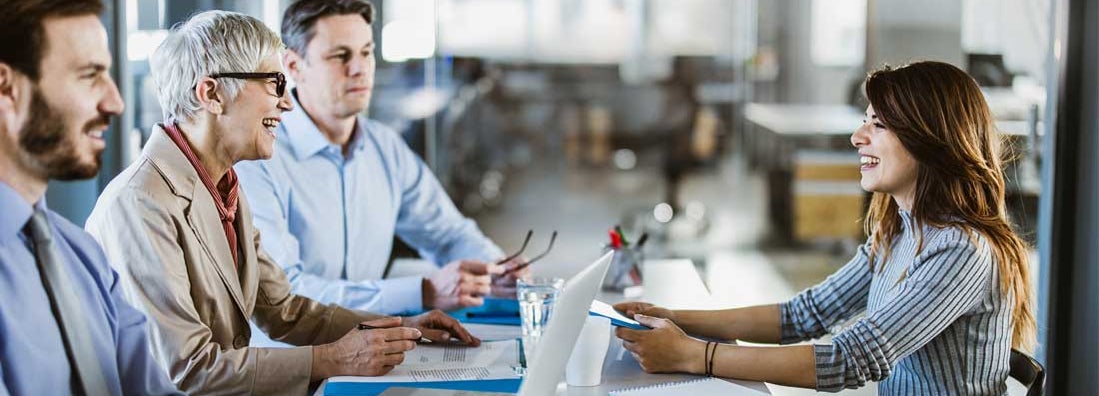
xmin=498 ymin=230 xmax=557 ymax=276
xmin=209 ymin=72 xmax=287 ymax=97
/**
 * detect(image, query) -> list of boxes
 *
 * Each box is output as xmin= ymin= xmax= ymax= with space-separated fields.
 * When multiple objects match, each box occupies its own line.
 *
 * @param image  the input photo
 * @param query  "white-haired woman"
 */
xmin=85 ymin=11 xmax=478 ymax=395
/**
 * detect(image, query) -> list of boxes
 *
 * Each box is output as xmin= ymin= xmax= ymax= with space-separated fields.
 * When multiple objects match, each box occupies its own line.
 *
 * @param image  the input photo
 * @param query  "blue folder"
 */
xmin=323 ymin=378 xmax=522 ymax=396
xmin=324 ymin=338 xmax=527 ymax=395
xmin=588 ymin=311 xmax=651 ymax=330
xmin=449 ymin=298 xmax=521 ymax=326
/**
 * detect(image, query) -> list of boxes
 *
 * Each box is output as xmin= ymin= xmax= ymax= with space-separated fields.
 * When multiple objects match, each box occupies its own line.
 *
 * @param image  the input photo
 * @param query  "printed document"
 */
xmin=328 ymin=339 xmax=522 ymax=384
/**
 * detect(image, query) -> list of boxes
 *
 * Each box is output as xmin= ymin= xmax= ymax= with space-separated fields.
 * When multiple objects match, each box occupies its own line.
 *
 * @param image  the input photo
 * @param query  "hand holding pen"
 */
xmin=311 ymin=317 xmax=422 ymax=379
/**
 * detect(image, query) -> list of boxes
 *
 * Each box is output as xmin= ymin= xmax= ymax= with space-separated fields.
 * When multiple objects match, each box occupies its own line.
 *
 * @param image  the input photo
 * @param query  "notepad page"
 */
xmin=609 ymin=377 xmax=769 ymax=396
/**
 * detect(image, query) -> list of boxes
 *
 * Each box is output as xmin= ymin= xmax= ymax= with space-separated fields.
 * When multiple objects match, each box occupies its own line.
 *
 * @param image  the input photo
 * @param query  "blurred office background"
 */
xmin=48 ymin=0 xmax=1097 ymax=394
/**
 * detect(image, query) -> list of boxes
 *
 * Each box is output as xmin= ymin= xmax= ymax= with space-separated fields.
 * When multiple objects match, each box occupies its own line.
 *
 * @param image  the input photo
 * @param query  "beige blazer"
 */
xmin=86 ymin=126 xmax=381 ymax=395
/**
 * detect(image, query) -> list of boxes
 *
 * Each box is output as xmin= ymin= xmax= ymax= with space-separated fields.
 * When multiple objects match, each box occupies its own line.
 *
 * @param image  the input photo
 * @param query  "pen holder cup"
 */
xmin=602 ymin=246 xmax=643 ymax=291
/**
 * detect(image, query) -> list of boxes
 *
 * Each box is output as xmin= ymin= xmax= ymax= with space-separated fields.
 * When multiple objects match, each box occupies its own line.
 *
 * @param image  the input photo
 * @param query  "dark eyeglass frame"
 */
xmin=209 ymin=72 xmax=287 ymax=97
xmin=497 ymin=230 xmax=557 ymax=276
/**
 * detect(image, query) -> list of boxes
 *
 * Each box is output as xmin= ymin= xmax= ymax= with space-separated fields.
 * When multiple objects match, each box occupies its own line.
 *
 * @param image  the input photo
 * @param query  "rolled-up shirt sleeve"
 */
xmin=780 ymin=242 xmax=874 ymax=344
xmin=810 ymin=236 xmax=994 ymax=392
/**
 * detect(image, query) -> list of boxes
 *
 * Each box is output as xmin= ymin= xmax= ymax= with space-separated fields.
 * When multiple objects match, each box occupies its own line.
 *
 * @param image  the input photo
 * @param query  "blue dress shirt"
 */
xmin=0 ymin=182 xmax=180 ymax=395
xmin=235 ymin=92 xmax=503 ymax=316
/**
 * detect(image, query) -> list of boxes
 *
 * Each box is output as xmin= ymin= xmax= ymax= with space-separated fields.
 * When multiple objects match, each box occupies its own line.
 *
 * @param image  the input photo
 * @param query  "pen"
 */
xmin=357 ymin=323 xmax=433 ymax=343
xmin=615 ymin=225 xmax=630 ymax=246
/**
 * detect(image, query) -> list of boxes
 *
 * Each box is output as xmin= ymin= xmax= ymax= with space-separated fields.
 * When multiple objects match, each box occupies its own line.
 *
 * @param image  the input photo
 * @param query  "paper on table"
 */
xmin=462 ymin=323 xmax=523 ymax=341
xmin=463 ymin=321 xmax=523 ymax=341
xmin=328 ymin=339 xmax=522 ymax=384
xmin=589 ymin=300 xmax=648 ymax=329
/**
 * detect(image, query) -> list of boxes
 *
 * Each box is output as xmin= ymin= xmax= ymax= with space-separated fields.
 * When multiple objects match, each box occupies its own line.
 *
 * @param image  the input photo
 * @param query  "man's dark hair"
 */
xmin=282 ymin=0 xmax=375 ymax=57
xmin=0 ymin=0 xmax=104 ymax=80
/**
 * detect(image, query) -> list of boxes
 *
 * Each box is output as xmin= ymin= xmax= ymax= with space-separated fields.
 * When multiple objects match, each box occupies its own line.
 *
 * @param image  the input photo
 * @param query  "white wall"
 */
xmin=763 ymin=0 xmax=863 ymax=105
xmin=963 ymin=0 xmax=1051 ymax=83
xmin=867 ymin=0 xmax=964 ymax=68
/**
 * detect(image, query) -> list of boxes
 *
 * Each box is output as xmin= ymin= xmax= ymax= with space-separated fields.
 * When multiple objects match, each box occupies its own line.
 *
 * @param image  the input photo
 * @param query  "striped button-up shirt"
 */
xmin=781 ymin=210 xmax=1013 ymax=394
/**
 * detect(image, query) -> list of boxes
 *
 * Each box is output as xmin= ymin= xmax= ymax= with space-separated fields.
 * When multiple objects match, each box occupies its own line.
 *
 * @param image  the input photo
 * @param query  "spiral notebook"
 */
xmin=608 ymin=377 xmax=769 ymax=396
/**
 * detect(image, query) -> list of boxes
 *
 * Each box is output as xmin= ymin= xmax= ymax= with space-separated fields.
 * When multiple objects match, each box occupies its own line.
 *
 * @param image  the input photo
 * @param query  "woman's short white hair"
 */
xmin=150 ymin=10 xmax=283 ymax=121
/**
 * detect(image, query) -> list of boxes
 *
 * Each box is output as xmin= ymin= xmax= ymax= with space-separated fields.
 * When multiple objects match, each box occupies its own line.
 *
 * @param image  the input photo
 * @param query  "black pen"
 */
xmin=357 ymin=323 xmax=433 ymax=343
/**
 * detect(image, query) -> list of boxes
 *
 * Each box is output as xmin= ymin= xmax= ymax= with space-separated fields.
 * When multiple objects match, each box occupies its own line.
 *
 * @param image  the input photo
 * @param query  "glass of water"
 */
xmin=517 ymin=276 xmax=565 ymax=338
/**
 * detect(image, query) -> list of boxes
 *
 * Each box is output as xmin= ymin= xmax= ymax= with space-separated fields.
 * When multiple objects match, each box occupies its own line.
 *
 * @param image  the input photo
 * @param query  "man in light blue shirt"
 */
xmin=235 ymin=0 xmax=526 ymax=319
xmin=0 ymin=1 xmax=180 ymax=394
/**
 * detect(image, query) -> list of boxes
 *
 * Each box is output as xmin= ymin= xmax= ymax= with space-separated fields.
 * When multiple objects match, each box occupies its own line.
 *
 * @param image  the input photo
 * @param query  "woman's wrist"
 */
xmin=676 ymin=310 xmax=734 ymax=340
xmin=682 ymin=338 xmax=708 ymax=374
xmin=664 ymin=308 xmax=680 ymax=324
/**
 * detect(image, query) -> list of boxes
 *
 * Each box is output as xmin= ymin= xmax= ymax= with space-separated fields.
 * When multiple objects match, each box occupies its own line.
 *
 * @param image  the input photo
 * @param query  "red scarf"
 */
xmin=161 ymin=122 xmax=240 ymax=269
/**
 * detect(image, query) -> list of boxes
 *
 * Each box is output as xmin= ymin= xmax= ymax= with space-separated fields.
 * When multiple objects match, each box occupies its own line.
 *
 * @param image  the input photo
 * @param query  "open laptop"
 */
xmin=516 ymin=251 xmax=613 ymax=396
xmin=371 ymin=251 xmax=613 ymax=396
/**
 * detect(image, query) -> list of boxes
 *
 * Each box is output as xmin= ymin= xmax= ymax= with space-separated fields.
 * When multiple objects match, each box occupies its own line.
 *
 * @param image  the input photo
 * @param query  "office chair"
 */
xmin=1010 ymin=349 xmax=1045 ymax=396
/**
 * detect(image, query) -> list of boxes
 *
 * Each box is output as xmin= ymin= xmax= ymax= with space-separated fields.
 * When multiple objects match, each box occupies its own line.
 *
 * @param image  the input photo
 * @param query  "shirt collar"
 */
xmin=898 ymin=209 xmax=916 ymax=232
xmin=0 ymin=181 xmax=37 ymax=238
xmin=284 ymin=89 xmax=370 ymax=160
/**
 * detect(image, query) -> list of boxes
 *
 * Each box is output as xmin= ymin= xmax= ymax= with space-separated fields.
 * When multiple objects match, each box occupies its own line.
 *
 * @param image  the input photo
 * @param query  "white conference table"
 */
xmin=317 ymin=259 xmax=771 ymax=395
xmin=556 ymin=259 xmax=770 ymax=395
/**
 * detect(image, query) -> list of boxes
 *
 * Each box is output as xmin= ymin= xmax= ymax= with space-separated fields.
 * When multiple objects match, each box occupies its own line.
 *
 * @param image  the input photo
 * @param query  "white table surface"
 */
xmin=745 ymin=102 xmax=1038 ymax=137
xmin=557 ymin=259 xmax=770 ymax=395
xmin=744 ymin=103 xmax=863 ymax=137
xmin=317 ymin=259 xmax=772 ymax=395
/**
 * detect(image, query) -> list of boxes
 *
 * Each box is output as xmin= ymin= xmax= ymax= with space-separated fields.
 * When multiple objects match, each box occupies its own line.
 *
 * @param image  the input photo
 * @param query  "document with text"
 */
xmin=327 ymin=339 xmax=523 ymax=384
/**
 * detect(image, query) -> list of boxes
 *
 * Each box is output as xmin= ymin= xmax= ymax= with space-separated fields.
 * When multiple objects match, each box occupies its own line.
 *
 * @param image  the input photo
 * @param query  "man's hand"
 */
xmin=402 ymin=310 xmax=482 ymax=346
xmin=311 ymin=317 xmax=421 ymax=381
xmin=490 ymin=256 xmax=531 ymax=297
xmin=424 ymin=260 xmax=503 ymax=311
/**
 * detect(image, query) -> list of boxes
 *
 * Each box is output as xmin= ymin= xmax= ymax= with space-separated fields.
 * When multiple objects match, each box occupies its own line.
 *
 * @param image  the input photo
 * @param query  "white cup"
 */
xmin=565 ymin=316 xmax=612 ymax=387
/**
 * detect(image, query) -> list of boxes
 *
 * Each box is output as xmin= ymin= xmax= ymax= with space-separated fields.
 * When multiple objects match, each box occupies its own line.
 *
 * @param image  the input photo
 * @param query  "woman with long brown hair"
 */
xmin=613 ymin=61 xmax=1035 ymax=394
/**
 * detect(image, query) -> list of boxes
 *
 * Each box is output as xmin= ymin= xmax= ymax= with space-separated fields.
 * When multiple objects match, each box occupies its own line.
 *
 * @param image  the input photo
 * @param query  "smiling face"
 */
xmin=286 ymin=13 xmax=375 ymax=119
xmin=851 ymin=105 xmax=919 ymax=209
xmin=16 ymin=14 xmax=123 ymax=180
xmin=216 ymin=53 xmax=293 ymax=162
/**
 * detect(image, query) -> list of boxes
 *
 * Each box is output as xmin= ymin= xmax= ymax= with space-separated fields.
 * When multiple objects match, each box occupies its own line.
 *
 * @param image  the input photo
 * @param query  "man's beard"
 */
xmin=18 ymin=87 xmax=110 ymax=180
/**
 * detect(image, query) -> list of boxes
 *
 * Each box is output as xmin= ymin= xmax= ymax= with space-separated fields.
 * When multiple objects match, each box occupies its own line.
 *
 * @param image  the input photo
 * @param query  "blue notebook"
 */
xmin=449 ymin=298 xmax=521 ymax=326
xmin=323 ymin=378 xmax=522 ymax=396
xmin=588 ymin=300 xmax=651 ymax=330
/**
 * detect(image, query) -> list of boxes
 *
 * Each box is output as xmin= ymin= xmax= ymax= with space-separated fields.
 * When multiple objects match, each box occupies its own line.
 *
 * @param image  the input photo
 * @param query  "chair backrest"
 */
xmin=1009 ymin=349 xmax=1045 ymax=396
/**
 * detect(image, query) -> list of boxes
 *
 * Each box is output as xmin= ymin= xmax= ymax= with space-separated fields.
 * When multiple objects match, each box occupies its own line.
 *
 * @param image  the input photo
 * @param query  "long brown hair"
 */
xmin=862 ymin=61 xmax=1035 ymax=351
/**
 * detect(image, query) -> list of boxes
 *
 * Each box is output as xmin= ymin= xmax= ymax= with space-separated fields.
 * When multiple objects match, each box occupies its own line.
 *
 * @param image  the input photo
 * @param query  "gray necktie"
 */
xmin=25 ymin=207 xmax=111 ymax=396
